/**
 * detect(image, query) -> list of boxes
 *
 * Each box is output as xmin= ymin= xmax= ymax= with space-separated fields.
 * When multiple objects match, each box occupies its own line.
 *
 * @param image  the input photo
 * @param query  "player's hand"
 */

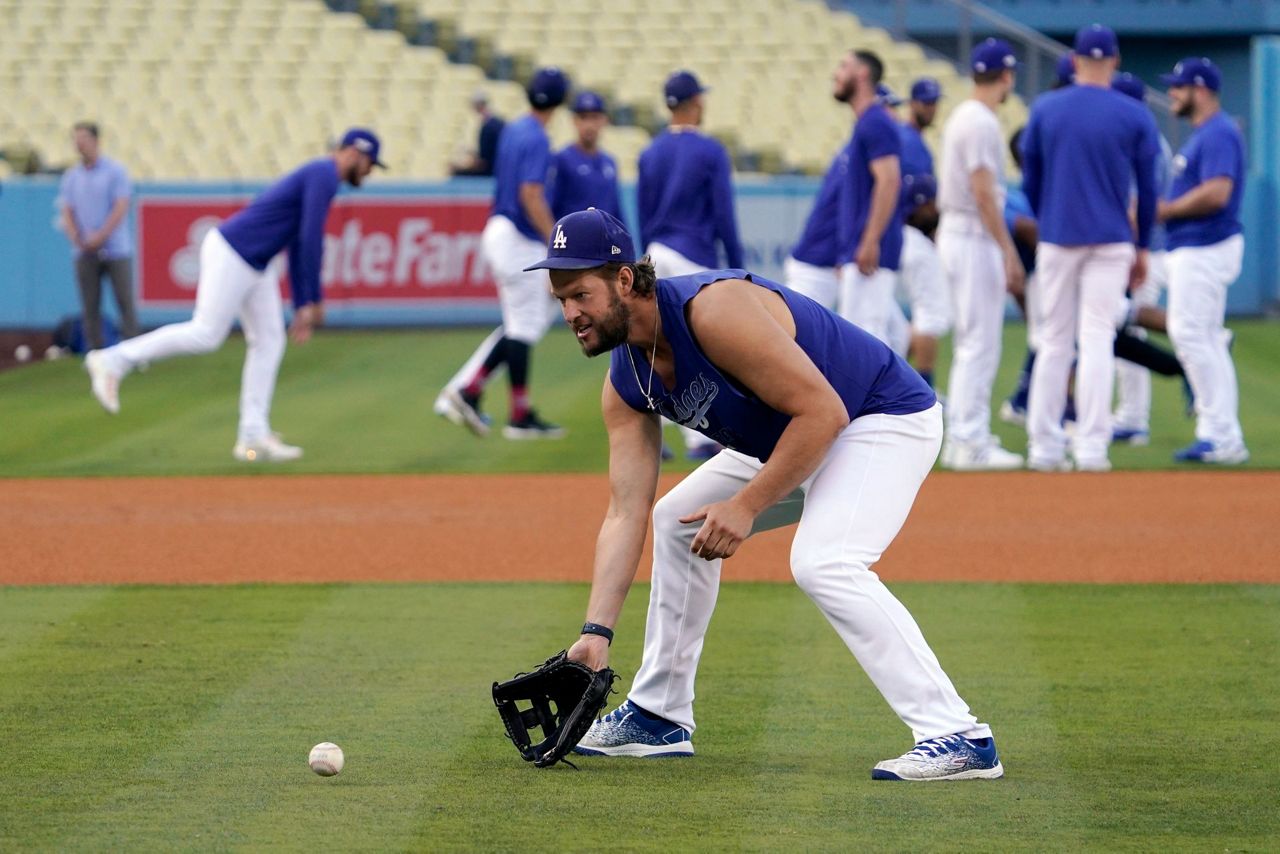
xmin=289 ymin=304 xmax=316 ymax=344
xmin=680 ymin=497 xmax=756 ymax=561
xmin=312 ymin=302 xmax=326 ymax=327
xmin=855 ymin=240 xmax=880 ymax=277
xmin=567 ymin=634 xmax=610 ymax=672
xmin=1003 ymin=248 xmax=1026 ymax=297
xmin=83 ymin=232 xmax=106 ymax=252
xmin=1156 ymin=200 xmax=1171 ymax=223
xmin=1129 ymin=250 xmax=1149 ymax=293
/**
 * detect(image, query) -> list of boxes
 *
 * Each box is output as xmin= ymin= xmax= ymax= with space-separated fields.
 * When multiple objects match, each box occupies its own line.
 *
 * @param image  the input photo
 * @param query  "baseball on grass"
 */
xmin=14 ymin=344 xmax=32 ymax=362
xmin=309 ymin=742 xmax=344 ymax=777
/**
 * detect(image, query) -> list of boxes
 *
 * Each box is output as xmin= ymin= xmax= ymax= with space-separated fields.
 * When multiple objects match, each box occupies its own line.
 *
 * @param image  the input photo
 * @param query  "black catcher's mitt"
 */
xmin=492 ymin=651 xmax=616 ymax=768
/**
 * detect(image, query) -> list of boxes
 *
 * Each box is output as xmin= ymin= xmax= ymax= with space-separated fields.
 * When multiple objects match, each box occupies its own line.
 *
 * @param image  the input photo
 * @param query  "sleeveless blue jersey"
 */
xmin=609 ymin=270 xmax=935 ymax=462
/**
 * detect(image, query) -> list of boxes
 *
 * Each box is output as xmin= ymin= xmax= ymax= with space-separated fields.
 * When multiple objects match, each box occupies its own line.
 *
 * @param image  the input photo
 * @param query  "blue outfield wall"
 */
xmin=0 ymin=166 xmax=1273 ymax=331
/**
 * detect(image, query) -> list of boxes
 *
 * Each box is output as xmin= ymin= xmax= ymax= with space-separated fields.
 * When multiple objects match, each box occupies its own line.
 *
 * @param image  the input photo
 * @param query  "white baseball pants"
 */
xmin=480 ymin=215 xmax=555 ymax=345
xmin=627 ymin=403 xmax=993 ymax=743
xmin=900 ymin=226 xmax=952 ymax=338
xmin=106 ymin=228 xmax=285 ymax=443
xmin=937 ymin=220 xmax=1006 ymax=447
xmin=1113 ymin=252 xmax=1167 ymax=432
xmin=838 ymin=265 xmax=906 ymax=350
xmin=646 ymin=241 xmax=709 ymax=278
xmin=1167 ymin=235 xmax=1245 ymax=449
xmin=1028 ymin=242 xmax=1134 ymax=467
xmin=783 ymin=256 xmax=838 ymax=309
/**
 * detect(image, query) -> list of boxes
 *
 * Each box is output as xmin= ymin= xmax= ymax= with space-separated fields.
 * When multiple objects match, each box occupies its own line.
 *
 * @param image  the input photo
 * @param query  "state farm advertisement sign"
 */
xmin=137 ymin=198 xmax=497 ymax=305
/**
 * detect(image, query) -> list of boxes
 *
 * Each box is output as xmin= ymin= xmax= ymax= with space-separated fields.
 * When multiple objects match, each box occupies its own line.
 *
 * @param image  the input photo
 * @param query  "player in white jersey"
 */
xmin=936 ymin=39 xmax=1025 ymax=470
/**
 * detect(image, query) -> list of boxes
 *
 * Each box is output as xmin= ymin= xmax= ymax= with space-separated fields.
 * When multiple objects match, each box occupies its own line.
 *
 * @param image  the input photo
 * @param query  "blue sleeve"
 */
xmin=516 ymin=134 xmax=550 ymax=187
xmin=290 ymin=168 xmax=337 ymax=308
xmin=636 ymin=150 xmax=655 ymax=250
xmin=1197 ymin=125 xmax=1243 ymax=183
xmin=1133 ymin=115 xmax=1160 ymax=249
xmin=1020 ymin=114 xmax=1043 ymax=215
xmin=549 ymin=150 xmax=567 ymax=220
xmin=710 ymin=144 xmax=743 ymax=268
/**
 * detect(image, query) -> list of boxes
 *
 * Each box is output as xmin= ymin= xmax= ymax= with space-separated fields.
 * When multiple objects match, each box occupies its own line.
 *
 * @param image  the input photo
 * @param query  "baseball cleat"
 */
xmin=502 ymin=409 xmax=566 ymax=440
xmin=941 ymin=438 xmax=1023 ymax=471
xmin=440 ymin=387 xmax=491 ymax=437
xmin=1173 ymin=440 xmax=1249 ymax=465
xmin=85 ymin=350 xmax=121 ymax=414
xmin=233 ymin=433 xmax=303 ymax=462
xmin=872 ymin=734 xmax=1004 ymax=781
xmin=573 ymin=700 xmax=694 ymax=758
xmin=1072 ymin=457 xmax=1113 ymax=473
xmin=1026 ymin=456 xmax=1072 ymax=472
xmin=1111 ymin=427 xmax=1150 ymax=446
xmin=998 ymin=398 xmax=1026 ymax=427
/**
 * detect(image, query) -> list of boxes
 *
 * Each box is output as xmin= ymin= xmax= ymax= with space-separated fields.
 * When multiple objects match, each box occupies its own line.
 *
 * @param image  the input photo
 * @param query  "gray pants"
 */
xmin=75 ymin=255 xmax=139 ymax=350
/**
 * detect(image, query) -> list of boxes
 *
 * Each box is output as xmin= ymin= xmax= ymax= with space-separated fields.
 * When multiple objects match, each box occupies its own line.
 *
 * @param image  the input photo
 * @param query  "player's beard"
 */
xmin=1174 ymin=97 xmax=1194 ymax=118
xmin=578 ymin=283 xmax=631 ymax=357
xmin=833 ymin=78 xmax=856 ymax=103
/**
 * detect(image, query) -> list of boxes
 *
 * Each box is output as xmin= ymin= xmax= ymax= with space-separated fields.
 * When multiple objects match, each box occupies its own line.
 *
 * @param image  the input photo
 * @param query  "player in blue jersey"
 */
xmin=899 ymin=77 xmax=940 ymax=178
xmin=783 ymin=144 xmax=848 ymax=308
xmin=1021 ymin=24 xmax=1159 ymax=472
xmin=438 ymin=67 xmax=571 ymax=440
xmin=527 ymin=208 xmax=1001 ymax=780
xmin=85 ymin=129 xmax=383 ymax=460
xmin=550 ymin=91 xmax=622 ymax=221
xmin=1157 ymin=57 xmax=1248 ymax=464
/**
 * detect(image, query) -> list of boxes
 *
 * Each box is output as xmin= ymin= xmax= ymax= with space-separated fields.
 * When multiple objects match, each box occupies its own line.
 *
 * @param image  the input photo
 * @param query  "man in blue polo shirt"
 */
xmin=1020 ymin=24 xmax=1159 ymax=472
xmin=85 ymin=129 xmax=383 ymax=460
xmin=550 ymin=91 xmax=622 ymax=221
xmin=1157 ymin=57 xmax=1248 ymax=464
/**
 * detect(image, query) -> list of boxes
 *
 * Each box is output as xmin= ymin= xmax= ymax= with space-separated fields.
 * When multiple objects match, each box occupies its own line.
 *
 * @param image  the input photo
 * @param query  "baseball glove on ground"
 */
xmin=492 ymin=651 xmax=616 ymax=768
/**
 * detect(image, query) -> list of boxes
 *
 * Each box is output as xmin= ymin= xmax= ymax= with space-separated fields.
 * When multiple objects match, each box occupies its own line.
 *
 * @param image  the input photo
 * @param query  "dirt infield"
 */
xmin=2 ymin=471 xmax=1276 ymax=585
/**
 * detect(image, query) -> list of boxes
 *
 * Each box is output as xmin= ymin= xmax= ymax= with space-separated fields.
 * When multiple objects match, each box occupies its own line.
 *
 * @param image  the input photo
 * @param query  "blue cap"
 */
xmin=971 ymin=38 xmax=1017 ymax=74
xmin=571 ymin=90 xmax=607 ymax=114
xmin=910 ymin=77 xmax=942 ymax=104
xmin=664 ymin=70 xmax=708 ymax=108
xmin=1074 ymin=23 xmax=1118 ymax=59
xmin=1160 ymin=56 xmax=1221 ymax=92
xmin=528 ymin=66 xmax=569 ymax=108
xmin=1111 ymin=72 xmax=1146 ymax=102
xmin=1055 ymin=53 xmax=1076 ymax=87
xmin=901 ymin=173 xmax=937 ymax=212
xmin=340 ymin=128 xmax=386 ymax=168
xmin=876 ymin=83 xmax=903 ymax=107
xmin=524 ymin=208 xmax=637 ymax=271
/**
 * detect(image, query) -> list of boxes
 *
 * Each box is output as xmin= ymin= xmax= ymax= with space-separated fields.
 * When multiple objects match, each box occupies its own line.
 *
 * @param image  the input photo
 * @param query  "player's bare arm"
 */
xmin=857 ymin=155 xmax=901 ymax=275
xmin=970 ymin=166 xmax=1025 ymax=293
xmin=679 ymin=280 xmax=850 ymax=560
xmin=567 ymin=377 xmax=663 ymax=671
xmin=518 ymin=181 xmax=556 ymax=241
xmin=1157 ymin=176 xmax=1233 ymax=222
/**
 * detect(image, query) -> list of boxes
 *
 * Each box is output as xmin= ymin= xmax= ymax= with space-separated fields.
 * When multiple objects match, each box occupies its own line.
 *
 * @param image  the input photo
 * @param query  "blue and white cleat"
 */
xmin=872 ymin=734 xmax=1004 ymax=781
xmin=1111 ymin=427 xmax=1150 ymax=446
xmin=1173 ymin=439 xmax=1249 ymax=465
xmin=573 ymin=700 xmax=694 ymax=757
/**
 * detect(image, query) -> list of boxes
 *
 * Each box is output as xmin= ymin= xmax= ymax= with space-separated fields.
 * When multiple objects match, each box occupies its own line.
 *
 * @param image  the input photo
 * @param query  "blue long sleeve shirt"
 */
xmin=219 ymin=158 xmax=340 ymax=308
xmin=790 ymin=144 xmax=849 ymax=268
xmin=1021 ymin=85 xmax=1160 ymax=248
xmin=637 ymin=127 xmax=743 ymax=268
xmin=550 ymin=144 xmax=623 ymax=221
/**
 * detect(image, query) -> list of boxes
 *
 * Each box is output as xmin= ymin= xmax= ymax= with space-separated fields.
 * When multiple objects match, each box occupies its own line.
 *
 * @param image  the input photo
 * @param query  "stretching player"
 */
xmin=834 ymin=50 xmax=906 ymax=346
xmin=1021 ymin=24 xmax=1159 ymax=472
xmin=528 ymin=208 xmax=1001 ymax=780
xmin=936 ymin=39 xmax=1025 ymax=470
xmin=550 ymin=91 xmax=622 ymax=221
xmin=85 ymin=129 xmax=383 ymax=460
xmin=438 ymin=67 xmax=570 ymax=440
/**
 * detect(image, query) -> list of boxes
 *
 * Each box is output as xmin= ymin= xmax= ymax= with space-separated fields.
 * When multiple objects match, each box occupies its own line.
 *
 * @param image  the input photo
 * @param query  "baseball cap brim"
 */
xmin=523 ymin=256 xmax=609 ymax=272
xmin=1158 ymin=73 xmax=1187 ymax=86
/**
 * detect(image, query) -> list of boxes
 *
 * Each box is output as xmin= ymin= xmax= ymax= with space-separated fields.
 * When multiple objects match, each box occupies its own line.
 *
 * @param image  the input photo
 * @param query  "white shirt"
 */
xmin=938 ymin=99 xmax=1007 ymax=217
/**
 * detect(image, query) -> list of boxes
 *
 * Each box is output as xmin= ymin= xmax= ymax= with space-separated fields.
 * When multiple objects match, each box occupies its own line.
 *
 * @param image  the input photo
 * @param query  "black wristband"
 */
xmin=581 ymin=622 xmax=614 ymax=645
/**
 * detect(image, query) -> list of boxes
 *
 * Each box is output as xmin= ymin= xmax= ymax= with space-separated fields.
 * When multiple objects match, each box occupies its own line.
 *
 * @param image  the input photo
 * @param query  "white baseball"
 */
xmin=309 ymin=742 xmax=344 ymax=777
xmin=14 ymin=344 xmax=31 ymax=362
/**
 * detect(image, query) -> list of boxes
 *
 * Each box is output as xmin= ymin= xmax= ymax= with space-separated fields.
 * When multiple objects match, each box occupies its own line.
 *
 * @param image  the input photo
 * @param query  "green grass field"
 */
xmin=1 ymin=320 xmax=1278 ymax=476
xmin=1 ymin=583 xmax=1277 ymax=850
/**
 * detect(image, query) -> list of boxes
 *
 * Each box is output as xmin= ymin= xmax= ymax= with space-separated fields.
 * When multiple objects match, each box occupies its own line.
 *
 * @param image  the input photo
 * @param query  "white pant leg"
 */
xmin=646 ymin=242 xmax=710 ymax=278
xmin=236 ymin=264 xmax=287 ymax=443
xmin=109 ymin=229 xmax=254 ymax=372
xmin=1167 ymin=235 xmax=1245 ymax=448
xmin=1027 ymin=243 xmax=1082 ymax=465
xmin=937 ymin=228 xmax=1005 ymax=446
xmin=784 ymin=256 xmax=838 ymax=310
xmin=884 ymin=296 xmax=912 ymax=358
xmin=482 ymin=216 xmax=555 ymax=345
xmin=1113 ymin=261 xmax=1163 ymax=432
xmin=1025 ymin=272 xmax=1043 ymax=351
xmin=900 ymin=229 xmax=952 ymax=337
xmin=630 ymin=404 xmax=989 ymax=741
xmin=1072 ymin=243 xmax=1134 ymax=465
xmin=837 ymin=266 xmax=901 ymax=347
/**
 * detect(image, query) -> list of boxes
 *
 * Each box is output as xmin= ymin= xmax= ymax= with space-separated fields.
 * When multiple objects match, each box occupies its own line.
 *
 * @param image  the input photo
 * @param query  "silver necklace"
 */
xmin=626 ymin=317 xmax=660 ymax=411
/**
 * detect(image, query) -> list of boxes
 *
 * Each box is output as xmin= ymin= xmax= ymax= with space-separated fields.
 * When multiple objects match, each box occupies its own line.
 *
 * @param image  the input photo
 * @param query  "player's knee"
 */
xmin=651 ymin=492 xmax=696 ymax=542
xmin=245 ymin=323 xmax=285 ymax=357
xmin=188 ymin=322 xmax=230 ymax=353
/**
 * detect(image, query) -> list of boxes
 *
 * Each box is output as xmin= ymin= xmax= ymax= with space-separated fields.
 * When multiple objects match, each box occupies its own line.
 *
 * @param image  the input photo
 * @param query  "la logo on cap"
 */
xmin=552 ymin=225 xmax=567 ymax=249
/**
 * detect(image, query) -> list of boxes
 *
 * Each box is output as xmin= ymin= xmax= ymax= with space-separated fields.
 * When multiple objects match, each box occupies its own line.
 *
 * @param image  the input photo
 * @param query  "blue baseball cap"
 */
xmin=524 ymin=208 xmax=637 ymax=271
xmin=971 ymin=38 xmax=1017 ymax=74
xmin=876 ymin=83 xmax=903 ymax=107
xmin=340 ymin=128 xmax=386 ymax=168
xmin=910 ymin=77 xmax=942 ymax=104
xmin=1074 ymin=23 xmax=1118 ymax=59
xmin=1055 ymin=53 xmax=1076 ymax=87
xmin=528 ymin=66 xmax=569 ymax=108
xmin=664 ymin=70 xmax=708 ymax=108
xmin=571 ymin=90 xmax=607 ymax=114
xmin=901 ymin=173 xmax=937 ymax=212
xmin=1160 ymin=57 xmax=1221 ymax=92
xmin=1111 ymin=72 xmax=1146 ymax=102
